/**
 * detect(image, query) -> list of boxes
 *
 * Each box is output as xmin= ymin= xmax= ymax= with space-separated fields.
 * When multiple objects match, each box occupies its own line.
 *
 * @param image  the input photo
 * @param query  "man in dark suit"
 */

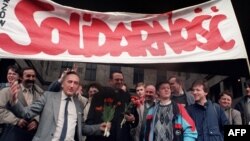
xmin=86 ymin=70 xmax=138 ymax=141
xmin=8 ymin=71 xmax=109 ymax=141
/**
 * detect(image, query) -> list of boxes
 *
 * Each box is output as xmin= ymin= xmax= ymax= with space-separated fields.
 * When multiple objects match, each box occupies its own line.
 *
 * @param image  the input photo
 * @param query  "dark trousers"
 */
xmin=0 ymin=124 xmax=35 ymax=141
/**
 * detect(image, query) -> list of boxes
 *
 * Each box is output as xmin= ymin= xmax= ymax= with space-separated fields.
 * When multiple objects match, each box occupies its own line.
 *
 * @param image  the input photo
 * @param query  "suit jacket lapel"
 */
xmin=73 ymin=96 xmax=82 ymax=141
xmin=32 ymin=90 xmax=41 ymax=101
xmin=53 ymin=92 xmax=61 ymax=121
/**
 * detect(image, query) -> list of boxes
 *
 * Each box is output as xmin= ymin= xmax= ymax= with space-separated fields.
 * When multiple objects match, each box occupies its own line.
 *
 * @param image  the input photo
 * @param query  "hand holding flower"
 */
xmin=124 ymin=114 xmax=135 ymax=123
xmin=102 ymin=98 xmax=116 ymax=137
xmin=120 ymin=96 xmax=140 ymax=128
xmin=100 ymin=122 xmax=111 ymax=136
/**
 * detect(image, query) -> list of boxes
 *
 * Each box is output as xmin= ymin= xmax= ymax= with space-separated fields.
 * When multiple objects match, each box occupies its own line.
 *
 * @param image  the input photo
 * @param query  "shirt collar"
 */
xmin=61 ymin=91 xmax=73 ymax=101
xmin=21 ymin=84 xmax=31 ymax=92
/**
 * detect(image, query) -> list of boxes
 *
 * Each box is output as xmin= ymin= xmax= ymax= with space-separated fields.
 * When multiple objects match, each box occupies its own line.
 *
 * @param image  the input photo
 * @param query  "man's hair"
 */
xmin=109 ymin=70 xmax=123 ymax=79
xmin=61 ymin=71 xmax=80 ymax=83
xmin=135 ymin=82 xmax=145 ymax=89
xmin=155 ymin=81 xmax=170 ymax=91
xmin=168 ymin=75 xmax=183 ymax=86
xmin=191 ymin=79 xmax=209 ymax=93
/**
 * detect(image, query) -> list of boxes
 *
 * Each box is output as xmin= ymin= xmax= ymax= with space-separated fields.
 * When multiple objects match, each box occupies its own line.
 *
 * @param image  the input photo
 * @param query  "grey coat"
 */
xmin=9 ymin=91 xmax=101 ymax=141
xmin=224 ymin=108 xmax=242 ymax=125
xmin=0 ymin=85 xmax=43 ymax=125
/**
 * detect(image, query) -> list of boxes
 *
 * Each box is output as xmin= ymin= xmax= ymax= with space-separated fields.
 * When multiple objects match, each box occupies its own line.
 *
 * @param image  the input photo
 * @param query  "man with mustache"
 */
xmin=0 ymin=67 xmax=44 ymax=141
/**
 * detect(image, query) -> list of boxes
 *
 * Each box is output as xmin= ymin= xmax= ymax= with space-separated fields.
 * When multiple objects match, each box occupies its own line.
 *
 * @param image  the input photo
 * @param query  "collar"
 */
xmin=159 ymin=100 xmax=171 ymax=106
xmin=21 ymin=84 xmax=31 ymax=92
xmin=61 ymin=91 xmax=73 ymax=101
xmin=179 ymin=89 xmax=184 ymax=95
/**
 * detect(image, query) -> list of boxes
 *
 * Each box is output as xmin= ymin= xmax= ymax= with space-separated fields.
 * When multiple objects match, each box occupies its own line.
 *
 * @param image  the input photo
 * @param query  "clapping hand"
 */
xmin=9 ymin=81 xmax=20 ymax=103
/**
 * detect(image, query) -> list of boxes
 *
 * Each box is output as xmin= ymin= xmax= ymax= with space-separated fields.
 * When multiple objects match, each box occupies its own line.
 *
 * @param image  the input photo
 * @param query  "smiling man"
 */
xmin=186 ymin=79 xmax=228 ymax=141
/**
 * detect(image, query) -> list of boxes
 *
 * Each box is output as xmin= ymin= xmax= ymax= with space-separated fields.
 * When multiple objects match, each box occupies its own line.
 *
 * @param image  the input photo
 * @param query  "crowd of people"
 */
xmin=0 ymin=65 xmax=249 ymax=141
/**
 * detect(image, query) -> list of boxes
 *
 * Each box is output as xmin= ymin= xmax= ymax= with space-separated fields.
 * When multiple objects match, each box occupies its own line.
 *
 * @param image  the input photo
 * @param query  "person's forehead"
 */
xmin=112 ymin=74 xmax=123 ymax=80
xmin=8 ymin=69 xmax=17 ymax=73
xmin=221 ymin=94 xmax=231 ymax=99
xmin=23 ymin=69 xmax=35 ymax=74
xmin=192 ymin=84 xmax=203 ymax=89
xmin=146 ymin=86 xmax=155 ymax=91
xmin=136 ymin=86 xmax=144 ymax=90
xmin=90 ymin=87 xmax=98 ymax=90
xmin=160 ymin=83 xmax=170 ymax=87
xmin=65 ymin=74 xmax=80 ymax=81
xmin=169 ymin=77 xmax=177 ymax=82
xmin=113 ymin=73 xmax=123 ymax=77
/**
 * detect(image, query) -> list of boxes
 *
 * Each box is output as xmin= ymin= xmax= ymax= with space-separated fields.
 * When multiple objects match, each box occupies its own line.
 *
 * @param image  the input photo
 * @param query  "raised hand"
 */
xmin=9 ymin=81 xmax=20 ymax=103
xmin=71 ymin=63 xmax=78 ymax=72
xmin=58 ymin=68 xmax=70 ymax=83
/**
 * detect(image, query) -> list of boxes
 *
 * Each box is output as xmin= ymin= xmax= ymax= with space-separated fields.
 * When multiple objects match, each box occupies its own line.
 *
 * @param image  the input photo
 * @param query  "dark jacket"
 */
xmin=186 ymin=100 xmax=228 ymax=141
xmin=86 ymin=87 xmax=139 ymax=141
xmin=235 ymin=96 xmax=250 ymax=125
xmin=47 ymin=80 xmax=61 ymax=92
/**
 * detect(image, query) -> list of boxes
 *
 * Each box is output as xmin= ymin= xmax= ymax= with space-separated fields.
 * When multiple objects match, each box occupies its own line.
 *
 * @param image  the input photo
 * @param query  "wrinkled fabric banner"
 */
xmin=0 ymin=0 xmax=247 ymax=63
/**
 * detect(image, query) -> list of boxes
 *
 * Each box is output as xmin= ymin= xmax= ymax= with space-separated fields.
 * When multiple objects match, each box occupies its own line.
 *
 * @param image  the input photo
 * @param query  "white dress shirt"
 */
xmin=52 ymin=92 xmax=77 ymax=141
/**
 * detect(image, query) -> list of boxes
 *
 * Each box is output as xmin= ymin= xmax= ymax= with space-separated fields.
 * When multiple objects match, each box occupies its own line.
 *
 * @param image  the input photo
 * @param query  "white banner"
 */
xmin=0 ymin=0 xmax=247 ymax=64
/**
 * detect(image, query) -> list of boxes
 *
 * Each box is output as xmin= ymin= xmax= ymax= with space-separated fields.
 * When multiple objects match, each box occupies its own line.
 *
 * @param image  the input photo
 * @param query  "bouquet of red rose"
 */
xmin=102 ymin=98 xmax=116 ymax=137
xmin=120 ymin=95 xmax=141 ymax=128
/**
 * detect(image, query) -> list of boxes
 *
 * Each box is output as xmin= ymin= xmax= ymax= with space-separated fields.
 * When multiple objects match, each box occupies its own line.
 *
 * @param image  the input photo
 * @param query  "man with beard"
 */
xmin=235 ymin=79 xmax=250 ymax=125
xmin=0 ymin=67 xmax=44 ymax=141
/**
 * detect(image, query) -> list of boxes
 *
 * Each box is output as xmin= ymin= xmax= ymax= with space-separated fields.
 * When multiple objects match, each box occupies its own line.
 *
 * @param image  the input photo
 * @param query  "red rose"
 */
xmin=146 ymin=115 xmax=153 ymax=120
xmin=95 ymin=106 xmax=103 ymax=111
xmin=104 ymin=98 xmax=114 ymax=104
xmin=174 ymin=123 xmax=182 ymax=129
